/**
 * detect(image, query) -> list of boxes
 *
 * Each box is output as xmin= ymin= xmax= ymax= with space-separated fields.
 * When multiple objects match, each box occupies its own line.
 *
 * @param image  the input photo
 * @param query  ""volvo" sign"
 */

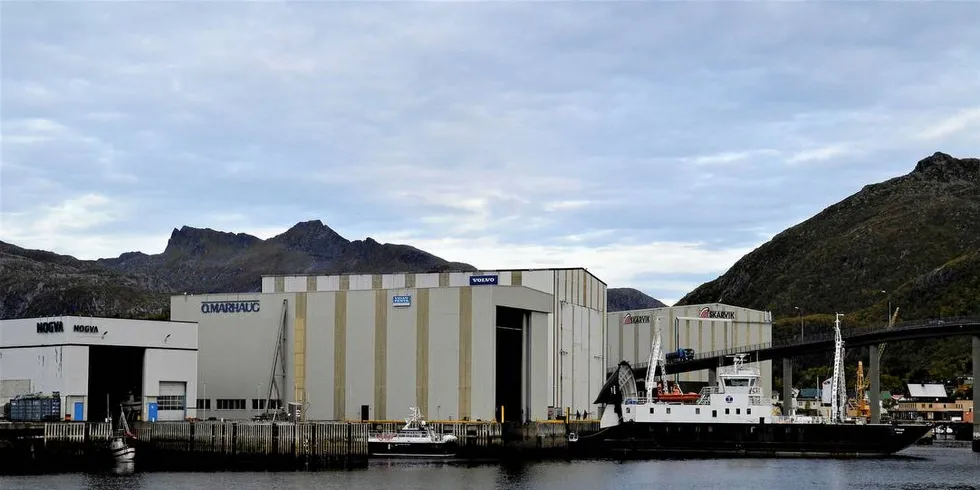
xmin=699 ymin=307 xmax=735 ymax=320
xmin=469 ymin=275 xmax=498 ymax=286
xmin=392 ymin=295 xmax=411 ymax=307
xmin=201 ymin=300 xmax=261 ymax=314
xmin=37 ymin=321 xmax=64 ymax=333
xmin=622 ymin=313 xmax=651 ymax=325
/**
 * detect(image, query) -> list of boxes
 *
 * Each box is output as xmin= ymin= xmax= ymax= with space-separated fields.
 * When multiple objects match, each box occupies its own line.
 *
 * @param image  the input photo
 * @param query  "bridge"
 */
xmin=607 ymin=315 xmax=980 ymax=450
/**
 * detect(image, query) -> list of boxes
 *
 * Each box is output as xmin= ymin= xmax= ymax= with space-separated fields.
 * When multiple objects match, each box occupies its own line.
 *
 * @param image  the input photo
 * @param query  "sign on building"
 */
xmin=622 ymin=313 xmax=651 ymax=325
xmin=469 ymin=274 xmax=498 ymax=286
xmin=698 ymin=307 xmax=736 ymax=320
xmin=200 ymin=300 xmax=261 ymax=314
xmin=392 ymin=295 xmax=412 ymax=307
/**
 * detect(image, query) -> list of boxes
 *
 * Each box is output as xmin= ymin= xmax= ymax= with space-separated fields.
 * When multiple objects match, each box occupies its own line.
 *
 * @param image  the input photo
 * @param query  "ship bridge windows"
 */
xmin=724 ymin=378 xmax=750 ymax=387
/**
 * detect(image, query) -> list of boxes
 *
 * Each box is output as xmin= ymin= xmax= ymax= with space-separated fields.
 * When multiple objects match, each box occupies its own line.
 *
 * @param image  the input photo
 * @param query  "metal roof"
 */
xmin=906 ymin=383 xmax=948 ymax=398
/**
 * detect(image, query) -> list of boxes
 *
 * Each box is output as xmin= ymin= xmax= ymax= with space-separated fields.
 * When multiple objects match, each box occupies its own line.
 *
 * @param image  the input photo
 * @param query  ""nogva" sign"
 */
xmin=37 ymin=321 xmax=64 ymax=333
xmin=73 ymin=324 xmax=99 ymax=333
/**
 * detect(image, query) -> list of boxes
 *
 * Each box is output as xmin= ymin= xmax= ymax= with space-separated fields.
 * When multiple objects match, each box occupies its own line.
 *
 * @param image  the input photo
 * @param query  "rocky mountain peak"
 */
xmin=164 ymin=226 xmax=261 ymax=256
xmin=911 ymin=152 xmax=980 ymax=182
xmin=269 ymin=219 xmax=348 ymax=258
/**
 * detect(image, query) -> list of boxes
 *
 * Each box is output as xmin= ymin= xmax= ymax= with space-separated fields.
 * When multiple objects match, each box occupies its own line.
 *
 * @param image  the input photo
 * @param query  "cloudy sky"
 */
xmin=2 ymin=2 xmax=978 ymax=305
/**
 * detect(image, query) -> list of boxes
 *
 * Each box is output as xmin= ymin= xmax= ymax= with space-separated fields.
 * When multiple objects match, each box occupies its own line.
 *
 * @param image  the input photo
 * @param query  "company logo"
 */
xmin=201 ymin=300 xmax=261 ymax=314
xmin=392 ymin=295 xmax=411 ymax=307
xmin=725 ymin=395 xmax=734 ymax=403
xmin=698 ymin=306 xmax=736 ymax=320
xmin=622 ymin=313 xmax=651 ymax=325
xmin=73 ymin=324 xmax=99 ymax=334
xmin=37 ymin=321 xmax=64 ymax=333
xmin=469 ymin=274 xmax=498 ymax=286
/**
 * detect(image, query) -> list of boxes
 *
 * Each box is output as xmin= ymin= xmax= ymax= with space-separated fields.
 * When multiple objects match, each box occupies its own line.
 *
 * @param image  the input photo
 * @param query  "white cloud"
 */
xmin=915 ymin=107 xmax=980 ymax=140
xmin=372 ymin=231 xmax=752 ymax=297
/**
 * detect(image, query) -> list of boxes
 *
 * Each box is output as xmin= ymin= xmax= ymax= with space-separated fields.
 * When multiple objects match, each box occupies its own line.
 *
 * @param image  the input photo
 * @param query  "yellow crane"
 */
xmin=855 ymin=361 xmax=870 ymax=418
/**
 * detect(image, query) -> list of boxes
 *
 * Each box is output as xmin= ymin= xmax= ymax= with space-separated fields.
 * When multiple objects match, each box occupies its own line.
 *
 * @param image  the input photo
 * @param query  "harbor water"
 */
xmin=1 ymin=443 xmax=977 ymax=490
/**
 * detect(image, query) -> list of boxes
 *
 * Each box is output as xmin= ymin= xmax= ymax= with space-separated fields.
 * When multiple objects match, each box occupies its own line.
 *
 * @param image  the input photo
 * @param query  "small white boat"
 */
xmin=109 ymin=403 xmax=136 ymax=473
xmin=368 ymin=407 xmax=458 ymax=458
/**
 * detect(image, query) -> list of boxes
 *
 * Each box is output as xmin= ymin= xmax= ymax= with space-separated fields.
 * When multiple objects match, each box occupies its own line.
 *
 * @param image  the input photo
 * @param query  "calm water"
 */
xmin=2 ymin=445 xmax=978 ymax=490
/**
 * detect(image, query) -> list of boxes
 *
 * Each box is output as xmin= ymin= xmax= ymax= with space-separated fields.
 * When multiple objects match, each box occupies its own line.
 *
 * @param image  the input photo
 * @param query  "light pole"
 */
xmin=794 ymin=307 xmax=803 ymax=342
xmin=880 ymin=290 xmax=890 ymax=326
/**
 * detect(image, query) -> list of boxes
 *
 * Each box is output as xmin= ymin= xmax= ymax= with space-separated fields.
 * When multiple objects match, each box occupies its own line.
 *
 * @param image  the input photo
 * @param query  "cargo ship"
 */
xmin=569 ymin=316 xmax=931 ymax=458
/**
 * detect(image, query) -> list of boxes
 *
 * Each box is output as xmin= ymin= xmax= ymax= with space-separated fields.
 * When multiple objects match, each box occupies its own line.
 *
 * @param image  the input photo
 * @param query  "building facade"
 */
xmin=172 ymin=268 xmax=607 ymax=422
xmin=0 ymin=316 xmax=198 ymax=422
xmin=606 ymin=303 xmax=773 ymax=395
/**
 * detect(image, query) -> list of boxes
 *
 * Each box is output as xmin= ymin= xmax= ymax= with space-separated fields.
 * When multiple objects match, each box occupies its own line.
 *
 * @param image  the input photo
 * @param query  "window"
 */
xmin=747 ymin=408 xmax=752 ymax=415
xmin=216 ymin=399 xmax=246 ymax=410
xmin=268 ymin=399 xmax=283 ymax=409
xmin=666 ymin=407 xmax=671 ymax=414
xmin=158 ymin=395 xmax=185 ymax=411
xmin=649 ymin=407 xmax=655 ymax=414
xmin=695 ymin=408 xmax=701 ymax=415
xmin=196 ymin=399 xmax=211 ymax=410
xmin=712 ymin=410 xmax=717 ymax=418
xmin=725 ymin=408 xmax=730 ymax=415
xmin=736 ymin=408 xmax=741 ymax=415
xmin=252 ymin=399 xmax=266 ymax=410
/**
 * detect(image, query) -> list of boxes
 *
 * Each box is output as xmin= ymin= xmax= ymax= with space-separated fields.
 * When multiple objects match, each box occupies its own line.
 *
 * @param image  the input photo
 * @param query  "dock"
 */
xmin=0 ymin=419 xmax=600 ymax=474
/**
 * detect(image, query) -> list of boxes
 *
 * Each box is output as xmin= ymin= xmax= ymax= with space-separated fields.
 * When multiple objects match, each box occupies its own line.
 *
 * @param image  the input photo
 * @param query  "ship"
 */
xmin=569 ymin=314 xmax=932 ymax=458
xmin=368 ymin=407 xmax=459 ymax=458
xmin=108 ymin=403 xmax=136 ymax=474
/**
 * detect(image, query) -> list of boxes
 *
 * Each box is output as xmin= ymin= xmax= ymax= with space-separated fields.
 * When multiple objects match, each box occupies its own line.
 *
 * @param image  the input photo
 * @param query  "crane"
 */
xmin=855 ymin=360 xmax=870 ymax=418
xmin=830 ymin=313 xmax=847 ymax=424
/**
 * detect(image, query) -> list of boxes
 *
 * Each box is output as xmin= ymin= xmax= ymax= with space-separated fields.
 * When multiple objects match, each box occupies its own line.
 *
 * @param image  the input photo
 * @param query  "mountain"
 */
xmin=96 ymin=220 xmax=477 ymax=293
xmin=0 ymin=241 xmax=170 ymax=320
xmin=677 ymin=152 xmax=980 ymax=318
xmin=675 ymin=151 xmax=980 ymax=386
xmin=607 ymin=288 xmax=668 ymax=311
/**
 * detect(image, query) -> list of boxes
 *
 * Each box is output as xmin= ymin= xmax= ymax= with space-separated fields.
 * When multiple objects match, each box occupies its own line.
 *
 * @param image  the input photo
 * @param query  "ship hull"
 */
xmin=368 ymin=441 xmax=457 ymax=458
xmin=569 ymin=421 xmax=932 ymax=459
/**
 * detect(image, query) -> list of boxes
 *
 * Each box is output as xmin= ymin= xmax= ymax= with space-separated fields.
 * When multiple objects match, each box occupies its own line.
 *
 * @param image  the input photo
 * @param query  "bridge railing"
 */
xmin=619 ymin=315 xmax=980 ymax=374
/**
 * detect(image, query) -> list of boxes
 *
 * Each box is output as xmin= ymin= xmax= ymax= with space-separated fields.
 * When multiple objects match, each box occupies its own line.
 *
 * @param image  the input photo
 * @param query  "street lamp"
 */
xmin=794 ymin=307 xmax=803 ymax=342
xmin=880 ymin=290 xmax=891 ymax=326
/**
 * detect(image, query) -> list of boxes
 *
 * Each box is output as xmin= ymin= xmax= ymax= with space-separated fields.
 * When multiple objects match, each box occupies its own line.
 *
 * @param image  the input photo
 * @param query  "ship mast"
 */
xmin=829 ymin=313 xmax=847 ymax=423
xmin=645 ymin=316 xmax=665 ymax=400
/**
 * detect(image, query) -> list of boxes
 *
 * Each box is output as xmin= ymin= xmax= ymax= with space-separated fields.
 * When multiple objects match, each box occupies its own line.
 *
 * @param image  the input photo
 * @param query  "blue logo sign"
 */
xmin=392 ymin=295 xmax=411 ymax=307
xmin=201 ymin=300 xmax=261 ymax=314
xmin=469 ymin=274 xmax=498 ymax=286
xmin=725 ymin=395 xmax=733 ymax=403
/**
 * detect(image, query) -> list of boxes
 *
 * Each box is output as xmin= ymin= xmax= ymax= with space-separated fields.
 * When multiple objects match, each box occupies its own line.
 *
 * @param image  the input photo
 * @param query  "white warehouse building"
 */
xmin=606 ymin=303 xmax=773 ymax=396
xmin=171 ymin=268 xmax=607 ymax=422
xmin=0 ymin=316 xmax=198 ymax=422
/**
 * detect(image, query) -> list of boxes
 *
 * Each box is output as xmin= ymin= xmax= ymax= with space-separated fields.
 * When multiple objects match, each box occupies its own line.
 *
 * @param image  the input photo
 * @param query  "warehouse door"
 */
xmin=495 ymin=306 xmax=528 ymax=424
xmin=157 ymin=381 xmax=187 ymax=421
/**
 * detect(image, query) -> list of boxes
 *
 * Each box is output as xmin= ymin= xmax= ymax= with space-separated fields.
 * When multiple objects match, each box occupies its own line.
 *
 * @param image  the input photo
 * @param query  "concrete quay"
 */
xmin=0 ymin=419 xmax=600 ymax=474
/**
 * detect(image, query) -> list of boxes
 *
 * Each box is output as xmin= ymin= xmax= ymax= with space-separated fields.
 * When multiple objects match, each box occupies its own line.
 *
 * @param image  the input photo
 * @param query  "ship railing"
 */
xmin=771 ymin=415 xmax=827 ymax=424
xmin=696 ymin=386 xmax=721 ymax=405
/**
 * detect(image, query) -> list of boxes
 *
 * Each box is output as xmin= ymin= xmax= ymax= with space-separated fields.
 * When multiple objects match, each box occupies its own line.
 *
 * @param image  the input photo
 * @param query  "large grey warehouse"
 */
xmin=606 ymin=304 xmax=773 ymax=396
xmin=172 ymin=268 xmax=608 ymax=422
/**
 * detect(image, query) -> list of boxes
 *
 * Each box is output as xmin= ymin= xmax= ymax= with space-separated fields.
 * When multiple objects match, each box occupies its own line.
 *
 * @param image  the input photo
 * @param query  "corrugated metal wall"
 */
xmin=606 ymin=304 xmax=774 ymax=396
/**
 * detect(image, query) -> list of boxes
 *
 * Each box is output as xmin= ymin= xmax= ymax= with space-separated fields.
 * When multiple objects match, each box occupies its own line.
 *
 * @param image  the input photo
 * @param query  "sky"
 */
xmin=1 ymin=2 xmax=978 ymax=305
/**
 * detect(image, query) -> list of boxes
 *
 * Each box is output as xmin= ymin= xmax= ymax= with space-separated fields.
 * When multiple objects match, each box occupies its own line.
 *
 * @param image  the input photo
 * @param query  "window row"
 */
xmin=196 ymin=398 xmax=284 ymax=410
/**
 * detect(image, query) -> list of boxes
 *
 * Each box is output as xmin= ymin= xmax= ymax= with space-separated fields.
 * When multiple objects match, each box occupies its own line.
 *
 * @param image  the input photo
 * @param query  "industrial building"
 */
xmin=606 ymin=303 xmax=773 ymax=395
xmin=0 ymin=316 xmax=198 ymax=422
xmin=171 ymin=268 xmax=607 ymax=422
